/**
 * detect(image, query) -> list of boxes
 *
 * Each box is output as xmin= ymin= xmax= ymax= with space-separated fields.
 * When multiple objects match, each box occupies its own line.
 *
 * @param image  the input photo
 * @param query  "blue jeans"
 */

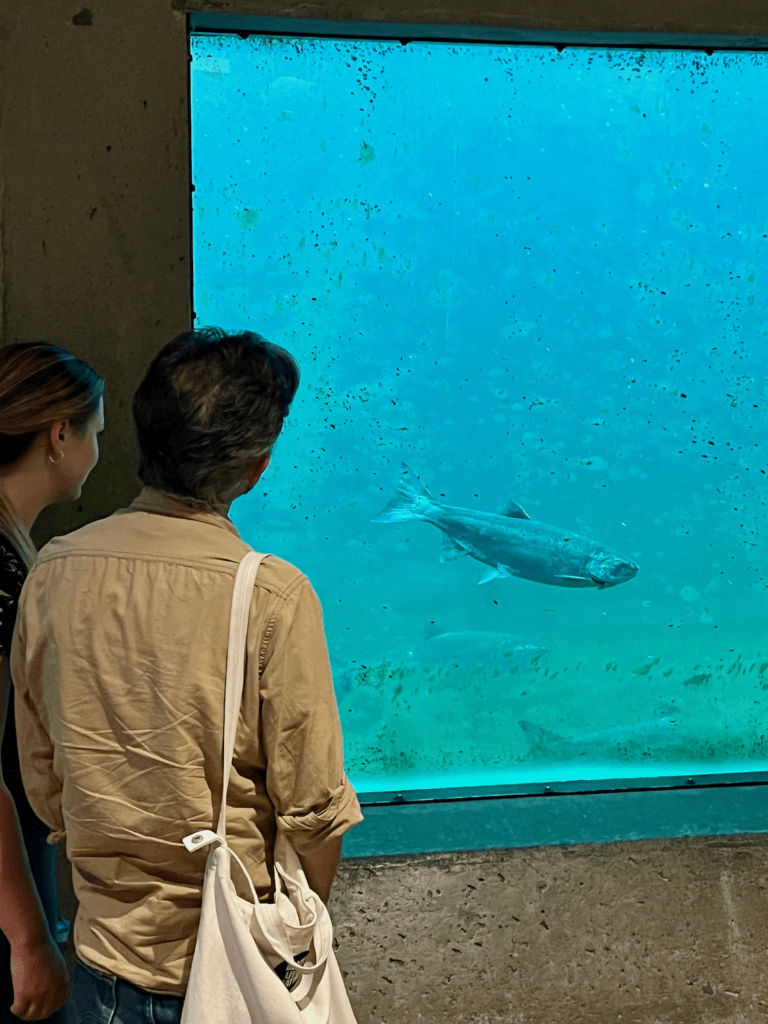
xmin=67 ymin=960 xmax=184 ymax=1024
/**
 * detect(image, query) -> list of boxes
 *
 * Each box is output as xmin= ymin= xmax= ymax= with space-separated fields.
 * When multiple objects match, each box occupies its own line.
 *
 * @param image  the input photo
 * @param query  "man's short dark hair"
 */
xmin=131 ymin=327 xmax=299 ymax=509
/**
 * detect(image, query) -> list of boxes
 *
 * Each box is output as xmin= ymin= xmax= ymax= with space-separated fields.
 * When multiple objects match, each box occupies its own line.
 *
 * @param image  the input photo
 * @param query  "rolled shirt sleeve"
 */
xmin=259 ymin=577 xmax=363 ymax=851
xmin=9 ymin=581 xmax=66 ymax=845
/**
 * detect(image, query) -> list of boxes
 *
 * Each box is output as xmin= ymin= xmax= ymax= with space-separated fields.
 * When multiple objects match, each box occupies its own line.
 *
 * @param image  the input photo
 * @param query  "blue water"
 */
xmin=190 ymin=34 xmax=768 ymax=793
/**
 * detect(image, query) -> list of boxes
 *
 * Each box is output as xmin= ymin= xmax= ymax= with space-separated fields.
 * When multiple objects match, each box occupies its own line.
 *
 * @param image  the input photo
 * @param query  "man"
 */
xmin=11 ymin=327 xmax=362 ymax=1022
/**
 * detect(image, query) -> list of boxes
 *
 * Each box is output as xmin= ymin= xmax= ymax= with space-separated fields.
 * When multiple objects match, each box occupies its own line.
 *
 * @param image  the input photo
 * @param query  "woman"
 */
xmin=0 ymin=341 xmax=105 ymax=1023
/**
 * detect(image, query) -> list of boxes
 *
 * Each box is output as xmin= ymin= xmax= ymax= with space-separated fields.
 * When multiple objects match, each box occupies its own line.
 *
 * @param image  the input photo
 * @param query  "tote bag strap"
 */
xmin=216 ymin=549 xmax=267 ymax=842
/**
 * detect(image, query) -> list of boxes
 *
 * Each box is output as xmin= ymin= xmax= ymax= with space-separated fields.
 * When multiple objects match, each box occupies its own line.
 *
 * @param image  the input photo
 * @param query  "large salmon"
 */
xmin=372 ymin=463 xmax=639 ymax=589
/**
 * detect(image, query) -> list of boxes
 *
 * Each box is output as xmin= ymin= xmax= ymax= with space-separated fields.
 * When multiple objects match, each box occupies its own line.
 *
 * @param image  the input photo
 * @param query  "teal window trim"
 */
xmin=346 ymin=775 xmax=768 ymax=855
xmin=355 ymin=769 xmax=768 ymax=804
xmin=346 ymin=781 xmax=768 ymax=857
xmin=187 ymin=21 xmax=768 ymax=848
xmin=188 ymin=13 xmax=768 ymax=51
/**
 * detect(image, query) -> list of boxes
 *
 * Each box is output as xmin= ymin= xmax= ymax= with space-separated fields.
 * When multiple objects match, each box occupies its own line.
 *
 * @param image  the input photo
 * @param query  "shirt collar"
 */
xmin=128 ymin=487 xmax=242 ymax=540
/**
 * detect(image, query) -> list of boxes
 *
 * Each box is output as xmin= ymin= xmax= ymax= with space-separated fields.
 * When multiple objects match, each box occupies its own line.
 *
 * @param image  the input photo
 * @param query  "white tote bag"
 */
xmin=180 ymin=550 xmax=358 ymax=1024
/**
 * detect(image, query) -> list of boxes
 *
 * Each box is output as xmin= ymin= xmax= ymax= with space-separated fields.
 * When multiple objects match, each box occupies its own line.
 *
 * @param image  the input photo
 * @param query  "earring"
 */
xmin=49 ymin=451 xmax=64 ymax=464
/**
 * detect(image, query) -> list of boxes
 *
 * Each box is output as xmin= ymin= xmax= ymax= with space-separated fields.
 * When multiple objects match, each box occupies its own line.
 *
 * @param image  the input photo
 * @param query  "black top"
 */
xmin=0 ymin=533 xmax=46 ymax=833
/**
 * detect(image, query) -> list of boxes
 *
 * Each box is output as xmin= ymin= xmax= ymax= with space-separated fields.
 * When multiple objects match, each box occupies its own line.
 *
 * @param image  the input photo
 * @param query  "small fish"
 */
xmin=405 ymin=631 xmax=547 ymax=667
xmin=519 ymin=715 xmax=679 ymax=760
xmin=373 ymin=463 xmax=639 ymax=589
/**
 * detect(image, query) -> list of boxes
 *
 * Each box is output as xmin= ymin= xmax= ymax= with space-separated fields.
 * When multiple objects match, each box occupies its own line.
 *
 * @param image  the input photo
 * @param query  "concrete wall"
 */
xmin=4 ymin=3 xmax=768 ymax=1021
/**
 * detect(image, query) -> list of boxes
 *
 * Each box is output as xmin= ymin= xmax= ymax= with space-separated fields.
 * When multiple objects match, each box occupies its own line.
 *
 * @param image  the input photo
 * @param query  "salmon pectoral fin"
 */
xmin=478 ymin=564 xmax=519 ymax=585
xmin=440 ymin=532 xmax=470 ymax=563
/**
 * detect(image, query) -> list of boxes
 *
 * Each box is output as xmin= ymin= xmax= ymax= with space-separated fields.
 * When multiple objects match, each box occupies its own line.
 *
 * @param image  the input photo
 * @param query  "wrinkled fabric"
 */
xmin=10 ymin=488 xmax=362 ymax=995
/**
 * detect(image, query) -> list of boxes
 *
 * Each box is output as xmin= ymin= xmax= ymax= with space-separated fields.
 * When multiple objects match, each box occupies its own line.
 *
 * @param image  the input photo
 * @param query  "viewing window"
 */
xmin=190 ymin=30 xmax=768 ymax=802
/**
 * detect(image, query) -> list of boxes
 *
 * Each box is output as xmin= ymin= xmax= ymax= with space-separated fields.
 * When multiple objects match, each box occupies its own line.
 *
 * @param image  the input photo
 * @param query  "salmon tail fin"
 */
xmin=371 ymin=462 xmax=437 ymax=523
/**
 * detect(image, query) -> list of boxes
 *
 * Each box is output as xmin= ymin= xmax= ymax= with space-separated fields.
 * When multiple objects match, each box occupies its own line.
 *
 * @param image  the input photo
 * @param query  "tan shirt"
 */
xmin=10 ymin=487 xmax=362 ymax=994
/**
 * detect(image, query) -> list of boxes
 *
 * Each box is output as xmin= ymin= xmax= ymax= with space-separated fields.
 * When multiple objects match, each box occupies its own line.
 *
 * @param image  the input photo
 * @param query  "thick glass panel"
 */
xmin=190 ymin=35 xmax=768 ymax=795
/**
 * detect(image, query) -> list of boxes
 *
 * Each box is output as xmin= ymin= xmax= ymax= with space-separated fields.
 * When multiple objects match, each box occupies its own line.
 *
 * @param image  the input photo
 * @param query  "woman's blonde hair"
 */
xmin=0 ymin=343 xmax=105 ymax=570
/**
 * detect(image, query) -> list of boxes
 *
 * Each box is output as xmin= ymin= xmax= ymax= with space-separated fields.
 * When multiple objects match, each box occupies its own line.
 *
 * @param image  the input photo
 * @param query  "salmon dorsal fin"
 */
xmin=500 ymin=499 xmax=531 ymax=520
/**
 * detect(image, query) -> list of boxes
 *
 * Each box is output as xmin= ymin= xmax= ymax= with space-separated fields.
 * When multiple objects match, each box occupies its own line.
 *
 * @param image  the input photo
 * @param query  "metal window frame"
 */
xmin=188 ymin=12 xmax=768 ymax=49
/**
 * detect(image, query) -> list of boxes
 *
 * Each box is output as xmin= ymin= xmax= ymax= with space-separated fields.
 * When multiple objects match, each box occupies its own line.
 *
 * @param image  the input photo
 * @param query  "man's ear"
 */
xmin=247 ymin=454 xmax=270 ymax=485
